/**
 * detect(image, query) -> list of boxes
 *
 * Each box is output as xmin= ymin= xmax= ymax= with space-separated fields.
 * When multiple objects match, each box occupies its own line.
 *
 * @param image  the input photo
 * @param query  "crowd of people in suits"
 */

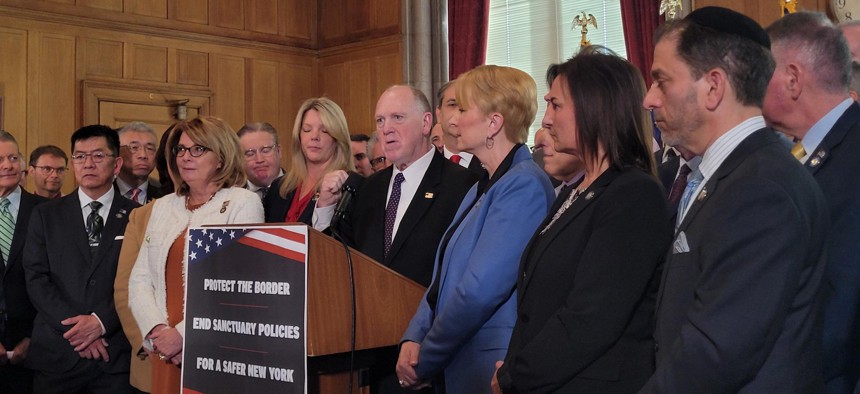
xmin=0 ymin=5 xmax=857 ymax=394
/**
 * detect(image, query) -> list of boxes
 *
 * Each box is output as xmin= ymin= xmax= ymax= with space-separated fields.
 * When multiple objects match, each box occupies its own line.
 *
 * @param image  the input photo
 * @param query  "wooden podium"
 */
xmin=304 ymin=228 xmax=426 ymax=393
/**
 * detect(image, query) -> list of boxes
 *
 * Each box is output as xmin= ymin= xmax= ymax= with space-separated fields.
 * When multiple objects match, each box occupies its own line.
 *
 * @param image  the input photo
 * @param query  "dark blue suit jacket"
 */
xmin=642 ymin=129 xmax=829 ymax=393
xmin=24 ymin=190 xmax=137 ymax=373
xmin=402 ymin=146 xmax=553 ymax=393
xmin=806 ymin=102 xmax=860 ymax=393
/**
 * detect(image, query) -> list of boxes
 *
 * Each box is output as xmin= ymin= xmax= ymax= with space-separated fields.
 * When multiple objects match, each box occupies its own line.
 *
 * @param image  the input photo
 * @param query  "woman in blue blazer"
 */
xmin=492 ymin=48 xmax=672 ymax=393
xmin=396 ymin=65 xmax=554 ymax=393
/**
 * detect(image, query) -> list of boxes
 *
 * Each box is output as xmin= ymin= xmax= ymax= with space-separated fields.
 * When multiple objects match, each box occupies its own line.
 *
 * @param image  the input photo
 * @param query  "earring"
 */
xmin=485 ymin=136 xmax=495 ymax=149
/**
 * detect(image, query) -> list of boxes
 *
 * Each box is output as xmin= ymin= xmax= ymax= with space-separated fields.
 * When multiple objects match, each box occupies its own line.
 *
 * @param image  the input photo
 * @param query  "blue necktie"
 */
xmin=677 ymin=169 xmax=703 ymax=228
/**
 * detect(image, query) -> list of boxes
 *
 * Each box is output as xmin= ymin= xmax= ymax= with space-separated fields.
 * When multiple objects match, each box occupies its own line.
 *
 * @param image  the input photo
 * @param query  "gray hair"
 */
xmin=117 ymin=121 xmax=157 ymax=138
xmin=767 ymin=12 xmax=852 ymax=93
xmin=367 ymin=133 xmax=380 ymax=157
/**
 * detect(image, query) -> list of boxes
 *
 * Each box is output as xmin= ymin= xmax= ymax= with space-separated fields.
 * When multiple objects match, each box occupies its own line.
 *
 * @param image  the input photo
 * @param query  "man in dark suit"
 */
xmin=640 ymin=7 xmax=829 ymax=392
xmin=315 ymin=85 xmax=478 ymax=393
xmin=0 ymin=131 xmax=48 ymax=393
xmin=25 ymin=125 xmax=137 ymax=393
xmin=114 ymin=122 xmax=162 ymax=204
xmin=764 ymin=12 xmax=860 ymax=392
xmin=434 ymin=81 xmax=485 ymax=175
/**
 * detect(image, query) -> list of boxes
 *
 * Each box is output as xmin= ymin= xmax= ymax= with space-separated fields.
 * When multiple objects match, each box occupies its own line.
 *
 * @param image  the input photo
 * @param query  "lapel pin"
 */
xmin=424 ymin=192 xmax=434 ymax=199
xmin=220 ymin=200 xmax=229 ymax=213
xmin=810 ymin=157 xmax=821 ymax=167
xmin=585 ymin=191 xmax=595 ymax=200
xmin=697 ymin=188 xmax=708 ymax=201
xmin=115 ymin=213 xmax=123 ymax=219
xmin=145 ymin=235 xmax=150 ymax=243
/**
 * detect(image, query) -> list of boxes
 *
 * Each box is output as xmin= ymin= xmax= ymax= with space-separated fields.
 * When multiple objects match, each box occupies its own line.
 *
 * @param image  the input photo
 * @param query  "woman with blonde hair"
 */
xmin=129 ymin=116 xmax=263 ymax=393
xmin=264 ymin=97 xmax=354 ymax=224
xmin=396 ymin=65 xmax=554 ymax=393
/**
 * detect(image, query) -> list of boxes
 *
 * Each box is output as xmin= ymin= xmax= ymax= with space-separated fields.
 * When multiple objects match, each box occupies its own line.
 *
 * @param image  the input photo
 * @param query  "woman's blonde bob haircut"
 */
xmin=168 ymin=116 xmax=247 ymax=196
xmin=278 ymin=97 xmax=354 ymax=198
xmin=454 ymin=65 xmax=537 ymax=144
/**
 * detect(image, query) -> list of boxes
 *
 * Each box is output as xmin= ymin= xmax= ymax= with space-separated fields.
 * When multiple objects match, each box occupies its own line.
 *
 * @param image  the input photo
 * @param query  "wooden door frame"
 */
xmin=82 ymin=79 xmax=212 ymax=126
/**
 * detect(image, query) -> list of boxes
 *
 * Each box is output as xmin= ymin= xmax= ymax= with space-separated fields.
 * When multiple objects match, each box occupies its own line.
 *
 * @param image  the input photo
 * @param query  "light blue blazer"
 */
xmin=402 ymin=145 xmax=554 ymax=394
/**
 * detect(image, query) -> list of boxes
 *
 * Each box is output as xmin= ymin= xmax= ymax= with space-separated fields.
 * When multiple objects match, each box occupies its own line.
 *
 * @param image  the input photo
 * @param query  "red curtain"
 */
xmin=448 ymin=0 xmax=490 ymax=80
xmin=620 ymin=0 xmax=664 ymax=86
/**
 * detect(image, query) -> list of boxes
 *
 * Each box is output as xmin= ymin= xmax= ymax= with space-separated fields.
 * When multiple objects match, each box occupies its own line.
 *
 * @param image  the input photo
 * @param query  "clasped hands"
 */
xmin=146 ymin=324 xmax=183 ymax=365
xmin=62 ymin=314 xmax=109 ymax=361
xmin=396 ymin=341 xmax=431 ymax=390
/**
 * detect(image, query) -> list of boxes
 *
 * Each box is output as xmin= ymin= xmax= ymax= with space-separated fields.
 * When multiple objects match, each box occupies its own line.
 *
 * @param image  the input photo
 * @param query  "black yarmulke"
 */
xmin=686 ymin=6 xmax=771 ymax=49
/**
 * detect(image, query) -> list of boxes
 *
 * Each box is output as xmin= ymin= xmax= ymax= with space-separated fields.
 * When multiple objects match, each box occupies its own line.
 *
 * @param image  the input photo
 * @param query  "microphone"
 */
xmin=331 ymin=172 xmax=363 ymax=232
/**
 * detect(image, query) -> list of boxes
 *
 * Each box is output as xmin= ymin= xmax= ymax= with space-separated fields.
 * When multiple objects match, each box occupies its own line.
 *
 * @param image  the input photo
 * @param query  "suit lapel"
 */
xmin=5 ymin=192 xmax=37 ymax=271
xmin=64 ymin=192 xmax=93 ymax=264
xmin=519 ymin=169 xmax=617 ymax=298
xmin=806 ymin=102 xmax=860 ymax=175
xmin=385 ymin=153 xmax=443 ymax=265
xmin=90 ymin=193 xmax=133 ymax=271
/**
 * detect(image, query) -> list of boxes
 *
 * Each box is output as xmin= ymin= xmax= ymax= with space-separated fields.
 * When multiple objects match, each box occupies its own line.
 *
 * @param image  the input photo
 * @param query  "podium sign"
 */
xmin=181 ymin=225 xmax=308 ymax=393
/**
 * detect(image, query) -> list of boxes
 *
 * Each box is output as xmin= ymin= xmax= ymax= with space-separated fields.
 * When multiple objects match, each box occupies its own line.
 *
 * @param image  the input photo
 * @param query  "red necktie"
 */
xmin=450 ymin=155 xmax=462 ymax=164
xmin=130 ymin=188 xmax=142 ymax=204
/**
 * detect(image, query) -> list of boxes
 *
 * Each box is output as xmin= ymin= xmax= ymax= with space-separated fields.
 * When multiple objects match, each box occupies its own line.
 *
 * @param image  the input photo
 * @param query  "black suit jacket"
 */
xmin=263 ymin=176 xmax=315 ymax=225
xmin=497 ymin=167 xmax=672 ymax=393
xmin=24 ymin=191 xmax=138 ymax=373
xmin=341 ymin=150 xmax=478 ymax=286
xmin=806 ymin=102 xmax=860 ymax=392
xmin=113 ymin=180 xmax=164 ymax=204
xmin=642 ymin=129 xmax=829 ymax=393
xmin=0 ymin=190 xmax=47 ymax=350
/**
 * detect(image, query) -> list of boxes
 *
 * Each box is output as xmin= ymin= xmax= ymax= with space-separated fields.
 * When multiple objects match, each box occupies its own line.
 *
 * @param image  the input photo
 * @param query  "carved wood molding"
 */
xmin=82 ymin=79 xmax=213 ymax=126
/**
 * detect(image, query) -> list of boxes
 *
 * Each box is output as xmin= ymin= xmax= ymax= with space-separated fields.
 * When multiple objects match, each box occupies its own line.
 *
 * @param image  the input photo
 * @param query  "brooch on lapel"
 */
xmin=584 ymin=191 xmax=595 ymax=200
xmin=424 ymin=192 xmax=434 ymax=199
xmin=697 ymin=188 xmax=708 ymax=201
xmin=809 ymin=149 xmax=827 ymax=168
xmin=145 ymin=234 xmax=151 ymax=243
xmin=220 ymin=200 xmax=230 ymax=213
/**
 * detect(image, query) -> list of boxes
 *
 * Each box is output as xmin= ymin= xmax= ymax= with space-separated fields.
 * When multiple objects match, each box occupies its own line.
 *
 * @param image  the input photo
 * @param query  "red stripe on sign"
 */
xmin=261 ymin=227 xmax=306 ymax=244
xmin=238 ymin=237 xmax=306 ymax=263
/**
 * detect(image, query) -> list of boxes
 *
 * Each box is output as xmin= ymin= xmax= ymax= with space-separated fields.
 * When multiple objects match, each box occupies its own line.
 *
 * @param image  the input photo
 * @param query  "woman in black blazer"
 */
xmin=264 ymin=97 xmax=354 ymax=224
xmin=492 ymin=47 xmax=673 ymax=393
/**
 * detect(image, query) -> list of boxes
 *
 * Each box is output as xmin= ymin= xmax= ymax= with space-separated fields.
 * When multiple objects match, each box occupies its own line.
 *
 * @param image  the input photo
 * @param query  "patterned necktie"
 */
xmin=677 ymin=169 xmax=704 ymax=228
xmin=791 ymin=142 xmax=807 ymax=161
xmin=130 ymin=188 xmax=141 ymax=204
xmin=87 ymin=201 xmax=104 ymax=247
xmin=450 ymin=155 xmax=462 ymax=164
xmin=383 ymin=173 xmax=405 ymax=258
xmin=667 ymin=164 xmax=692 ymax=209
xmin=0 ymin=198 xmax=14 ymax=264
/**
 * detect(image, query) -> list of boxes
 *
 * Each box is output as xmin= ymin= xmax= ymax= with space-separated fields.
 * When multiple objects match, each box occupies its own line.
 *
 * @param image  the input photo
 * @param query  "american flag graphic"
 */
xmin=188 ymin=227 xmax=308 ymax=264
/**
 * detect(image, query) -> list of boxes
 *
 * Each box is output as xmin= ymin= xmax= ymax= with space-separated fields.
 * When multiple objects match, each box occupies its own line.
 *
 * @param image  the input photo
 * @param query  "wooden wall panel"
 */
xmin=248 ymin=59 xmax=281 ymax=125
xmin=126 ymin=0 xmax=167 ymax=18
xmin=693 ymin=0 xmax=828 ymax=27
xmin=171 ymin=0 xmax=208 ymax=24
xmin=211 ymin=0 xmax=244 ymax=30
xmin=279 ymin=62 xmax=314 ymax=148
xmin=212 ymin=54 xmax=246 ymax=130
xmin=176 ymin=49 xmax=209 ymax=86
xmin=281 ymin=0 xmax=314 ymax=41
xmin=247 ymin=0 xmax=279 ymax=35
xmin=131 ymin=44 xmax=168 ymax=82
xmin=81 ymin=38 xmax=123 ymax=78
xmin=27 ymin=33 xmax=76 ymax=155
xmin=319 ymin=39 xmax=403 ymax=135
xmin=0 ymin=27 xmax=28 ymax=137
xmin=318 ymin=0 xmax=400 ymax=47
xmin=78 ymin=0 xmax=122 ymax=12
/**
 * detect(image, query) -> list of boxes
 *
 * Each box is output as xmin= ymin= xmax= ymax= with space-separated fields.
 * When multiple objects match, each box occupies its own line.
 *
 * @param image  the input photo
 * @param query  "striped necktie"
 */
xmin=0 ymin=198 xmax=13 ymax=264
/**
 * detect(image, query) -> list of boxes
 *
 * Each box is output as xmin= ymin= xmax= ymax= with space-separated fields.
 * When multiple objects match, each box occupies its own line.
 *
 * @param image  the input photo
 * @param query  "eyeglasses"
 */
xmin=173 ymin=145 xmax=210 ymax=157
xmin=32 ymin=165 xmax=67 ymax=175
xmin=243 ymin=144 xmax=278 ymax=159
xmin=370 ymin=156 xmax=387 ymax=167
xmin=121 ymin=143 xmax=157 ymax=155
xmin=71 ymin=152 xmax=115 ymax=164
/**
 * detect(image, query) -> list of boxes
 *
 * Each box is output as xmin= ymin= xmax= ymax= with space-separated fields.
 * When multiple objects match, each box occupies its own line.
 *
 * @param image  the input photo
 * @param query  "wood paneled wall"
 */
xmin=0 ymin=0 xmax=404 ymax=193
xmin=693 ymin=0 xmax=829 ymax=27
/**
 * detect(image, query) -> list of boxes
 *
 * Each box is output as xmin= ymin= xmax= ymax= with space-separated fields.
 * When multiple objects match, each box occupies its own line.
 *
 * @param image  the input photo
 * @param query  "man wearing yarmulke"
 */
xmin=640 ymin=7 xmax=829 ymax=393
